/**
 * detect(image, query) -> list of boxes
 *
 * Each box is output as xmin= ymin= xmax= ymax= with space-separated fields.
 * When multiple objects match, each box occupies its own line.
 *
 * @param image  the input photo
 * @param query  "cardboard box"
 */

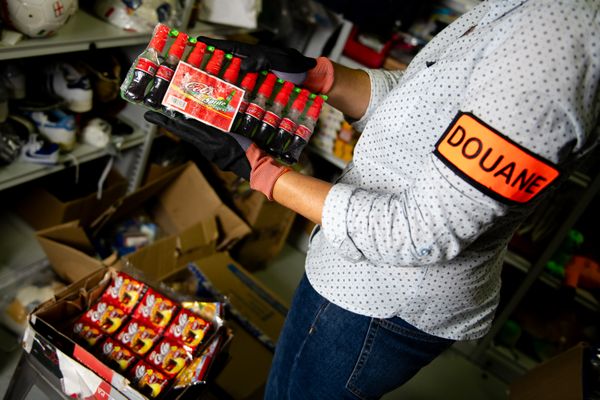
xmin=508 ymin=342 xmax=585 ymax=400
xmin=212 ymin=169 xmax=296 ymax=270
xmin=162 ymin=252 xmax=288 ymax=399
xmin=37 ymin=162 xmax=251 ymax=283
xmin=16 ymin=166 xmax=128 ymax=230
xmin=24 ymin=267 xmax=229 ymax=400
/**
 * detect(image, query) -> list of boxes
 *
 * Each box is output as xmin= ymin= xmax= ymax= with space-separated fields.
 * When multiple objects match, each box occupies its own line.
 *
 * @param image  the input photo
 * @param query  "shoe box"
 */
xmin=211 ymin=168 xmax=297 ymax=271
xmin=35 ymin=162 xmax=250 ymax=284
xmin=15 ymin=162 xmax=128 ymax=230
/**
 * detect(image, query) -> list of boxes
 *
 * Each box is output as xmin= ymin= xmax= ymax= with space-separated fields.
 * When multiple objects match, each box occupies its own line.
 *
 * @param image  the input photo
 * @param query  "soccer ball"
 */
xmin=0 ymin=0 xmax=78 ymax=38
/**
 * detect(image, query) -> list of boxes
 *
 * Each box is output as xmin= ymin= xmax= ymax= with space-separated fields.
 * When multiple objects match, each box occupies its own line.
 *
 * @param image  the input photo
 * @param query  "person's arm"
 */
xmin=272 ymin=171 xmax=332 ymax=225
xmin=324 ymin=62 xmax=371 ymax=120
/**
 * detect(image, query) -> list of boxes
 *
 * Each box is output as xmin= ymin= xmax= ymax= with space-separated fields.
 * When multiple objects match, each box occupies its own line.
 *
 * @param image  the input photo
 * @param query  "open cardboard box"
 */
xmin=211 ymin=168 xmax=296 ymax=270
xmin=161 ymin=252 xmax=288 ymax=399
xmin=16 ymin=166 xmax=128 ymax=230
xmin=25 ymin=267 xmax=230 ymax=400
xmin=36 ymin=162 xmax=251 ymax=283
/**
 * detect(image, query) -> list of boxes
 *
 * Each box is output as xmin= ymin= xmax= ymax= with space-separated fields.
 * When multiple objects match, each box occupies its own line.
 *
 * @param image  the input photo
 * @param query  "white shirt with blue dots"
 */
xmin=305 ymin=0 xmax=599 ymax=340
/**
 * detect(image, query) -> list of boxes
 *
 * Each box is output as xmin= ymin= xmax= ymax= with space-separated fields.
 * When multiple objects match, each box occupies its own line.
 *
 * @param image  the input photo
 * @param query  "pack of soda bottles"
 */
xmin=120 ymin=24 xmax=327 ymax=165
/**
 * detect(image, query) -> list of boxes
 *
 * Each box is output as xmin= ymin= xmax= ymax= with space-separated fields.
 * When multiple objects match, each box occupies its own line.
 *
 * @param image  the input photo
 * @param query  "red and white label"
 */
xmin=262 ymin=111 xmax=281 ymax=128
xmin=239 ymin=100 xmax=249 ymax=114
xmin=295 ymin=124 xmax=312 ymax=141
xmin=246 ymin=103 xmax=266 ymax=120
xmin=155 ymin=65 xmax=175 ymax=81
xmin=135 ymin=58 xmax=158 ymax=75
xmin=434 ymin=112 xmax=560 ymax=204
xmin=279 ymin=118 xmax=297 ymax=133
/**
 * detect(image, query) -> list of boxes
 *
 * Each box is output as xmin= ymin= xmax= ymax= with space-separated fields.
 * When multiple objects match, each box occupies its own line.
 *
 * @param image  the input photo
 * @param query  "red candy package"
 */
xmin=83 ymin=301 xmax=127 ymax=335
xmin=101 ymin=272 xmax=146 ymax=313
xmin=73 ymin=318 xmax=105 ymax=347
xmin=165 ymin=308 xmax=211 ymax=350
xmin=117 ymin=319 xmax=161 ymax=356
xmin=130 ymin=361 xmax=171 ymax=398
xmin=146 ymin=338 xmax=193 ymax=378
xmin=100 ymin=337 xmax=138 ymax=372
xmin=133 ymin=288 xmax=178 ymax=331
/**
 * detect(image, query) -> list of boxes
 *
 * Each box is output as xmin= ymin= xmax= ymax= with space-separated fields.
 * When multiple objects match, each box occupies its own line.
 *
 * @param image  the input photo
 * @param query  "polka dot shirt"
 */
xmin=305 ymin=0 xmax=599 ymax=340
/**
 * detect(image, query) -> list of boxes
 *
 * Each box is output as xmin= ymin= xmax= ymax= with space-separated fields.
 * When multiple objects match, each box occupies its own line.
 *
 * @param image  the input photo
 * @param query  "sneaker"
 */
xmin=82 ymin=117 xmax=112 ymax=148
xmin=27 ymin=109 xmax=76 ymax=152
xmin=20 ymin=134 xmax=60 ymax=165
xmin=46 ymin=63 xmax=93 ymax=113
xmin=0 ymin=122 xmax=24 ymax=165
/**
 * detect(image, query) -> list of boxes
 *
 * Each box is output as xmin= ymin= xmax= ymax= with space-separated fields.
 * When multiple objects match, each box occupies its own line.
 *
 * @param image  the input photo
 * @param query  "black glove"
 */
xmin=144 ymin=111 xmax=251 ymax=180
xmin=197 ymin=36 xmax=316 ymax=74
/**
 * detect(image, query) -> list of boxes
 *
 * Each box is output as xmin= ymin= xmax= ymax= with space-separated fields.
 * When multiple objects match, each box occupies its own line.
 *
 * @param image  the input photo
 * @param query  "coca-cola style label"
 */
xmin=135 ymin=58 xmax=158 ymax=75
xmin=262 ymin=111 xmax=281 ymax=128
xmin=295 ymin=124 xmax=312 ymax=141
xmin=279 ymin=118 xmax=297 ymax=133
xmin=245 ymin=103 xmax=266 ymax=120
xmin=155 ymin=65 xmax=175 ymax=81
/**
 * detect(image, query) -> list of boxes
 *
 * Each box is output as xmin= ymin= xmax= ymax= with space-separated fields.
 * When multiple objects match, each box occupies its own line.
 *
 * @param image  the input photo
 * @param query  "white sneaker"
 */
xmin=46 ymin=63 xmax=93 ymax=113
xmin=82 ymin=118 xmax=112 ymax=148
xmin=27 ymin=109 xmax=76 ymax=152
xmin=20 ymin=134 xmax=60 ymax=165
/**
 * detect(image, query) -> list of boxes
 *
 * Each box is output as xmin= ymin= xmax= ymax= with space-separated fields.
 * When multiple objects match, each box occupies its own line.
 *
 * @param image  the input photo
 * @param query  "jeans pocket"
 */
xmin=345 ymin=317 xmax=454 ymax=400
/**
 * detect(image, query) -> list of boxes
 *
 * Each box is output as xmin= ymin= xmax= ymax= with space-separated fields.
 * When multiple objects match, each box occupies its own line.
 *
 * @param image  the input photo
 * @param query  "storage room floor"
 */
xmin=0 ymin=244 xmax=509 ymax=399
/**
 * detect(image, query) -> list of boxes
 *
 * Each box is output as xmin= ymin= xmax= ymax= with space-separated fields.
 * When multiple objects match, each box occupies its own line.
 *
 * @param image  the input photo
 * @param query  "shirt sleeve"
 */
xmin=351 ymin=69 xmax=404 ymax=132
xmin=320 ymin=4 xmax=599 ymax=266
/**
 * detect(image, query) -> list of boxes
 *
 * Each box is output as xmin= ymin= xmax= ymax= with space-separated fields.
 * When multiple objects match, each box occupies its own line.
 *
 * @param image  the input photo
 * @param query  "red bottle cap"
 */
xmin=291 ymin=88 xmax=309 ymax=112
xmin=307 ymin=95 xmax=324 ymax=119
xmin=186 ymin=41 xmax=207 ymax=68
xmin=168 ymin=32 xmax=189 ymax=59
xmin=148 ymin=24 xmax=170 ymax=52
xmin=274 ymin=81 xmax=294 ymax=105
xmin=223 ymin=56 xmax=242 ymax=84
xmin=257 ymin=73 xmax=277 ymax=98
xmin=205 ymin=49 xmax=225 ymax=75
xmin=239 ymin=72 xmax=258 ymax=91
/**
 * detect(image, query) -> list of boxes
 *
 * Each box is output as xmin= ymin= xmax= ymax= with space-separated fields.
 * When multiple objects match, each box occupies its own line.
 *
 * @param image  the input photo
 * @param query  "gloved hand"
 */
xmin=144 ymin=112 xmax=290 ymax=200
xmin=198 ymin=36 xmax=335 ymax=94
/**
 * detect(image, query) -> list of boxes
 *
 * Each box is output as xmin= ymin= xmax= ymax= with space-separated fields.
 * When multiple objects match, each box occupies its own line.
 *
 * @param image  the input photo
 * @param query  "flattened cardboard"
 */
xmin=508 ymin=343 xmax=585 ymax=400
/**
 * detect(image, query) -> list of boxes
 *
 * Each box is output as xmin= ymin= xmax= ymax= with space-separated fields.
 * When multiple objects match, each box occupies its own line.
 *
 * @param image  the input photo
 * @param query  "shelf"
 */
xmin=0 ymin=123 xmax=145 ymax=191
xmin=505 ymin=250 xmax=600 ymax=312
xmin=0 ymin=10 xmax=255 ymax=60
xmin=308 ymin=145 xmax=349 ymax=169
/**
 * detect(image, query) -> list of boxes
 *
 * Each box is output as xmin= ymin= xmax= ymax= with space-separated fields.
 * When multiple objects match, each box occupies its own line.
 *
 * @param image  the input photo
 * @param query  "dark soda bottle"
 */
xmin=281 ymin=95 xmax=324 ymax=164
xmin=143 ymin=31 xmax=189 ymax=109
xmin=235 ymin=72 xmax=277 ymax=138
xmin=253 ymin=81 xmax=294 ymax=149
xmin=232 ymin=72 xmax=258 ymax=132
xmin=185 ymin=39 xmax=207 ymax=68
xmin=123 ymin=24 xmax=170 ymax=102
xmin=267 ymin=89 xmax=309 ymax=157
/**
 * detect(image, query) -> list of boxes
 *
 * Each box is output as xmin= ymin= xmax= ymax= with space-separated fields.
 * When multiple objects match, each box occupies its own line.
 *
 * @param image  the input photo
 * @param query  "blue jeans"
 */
xmin=265 ymin=274 xmax=455 ymax=400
